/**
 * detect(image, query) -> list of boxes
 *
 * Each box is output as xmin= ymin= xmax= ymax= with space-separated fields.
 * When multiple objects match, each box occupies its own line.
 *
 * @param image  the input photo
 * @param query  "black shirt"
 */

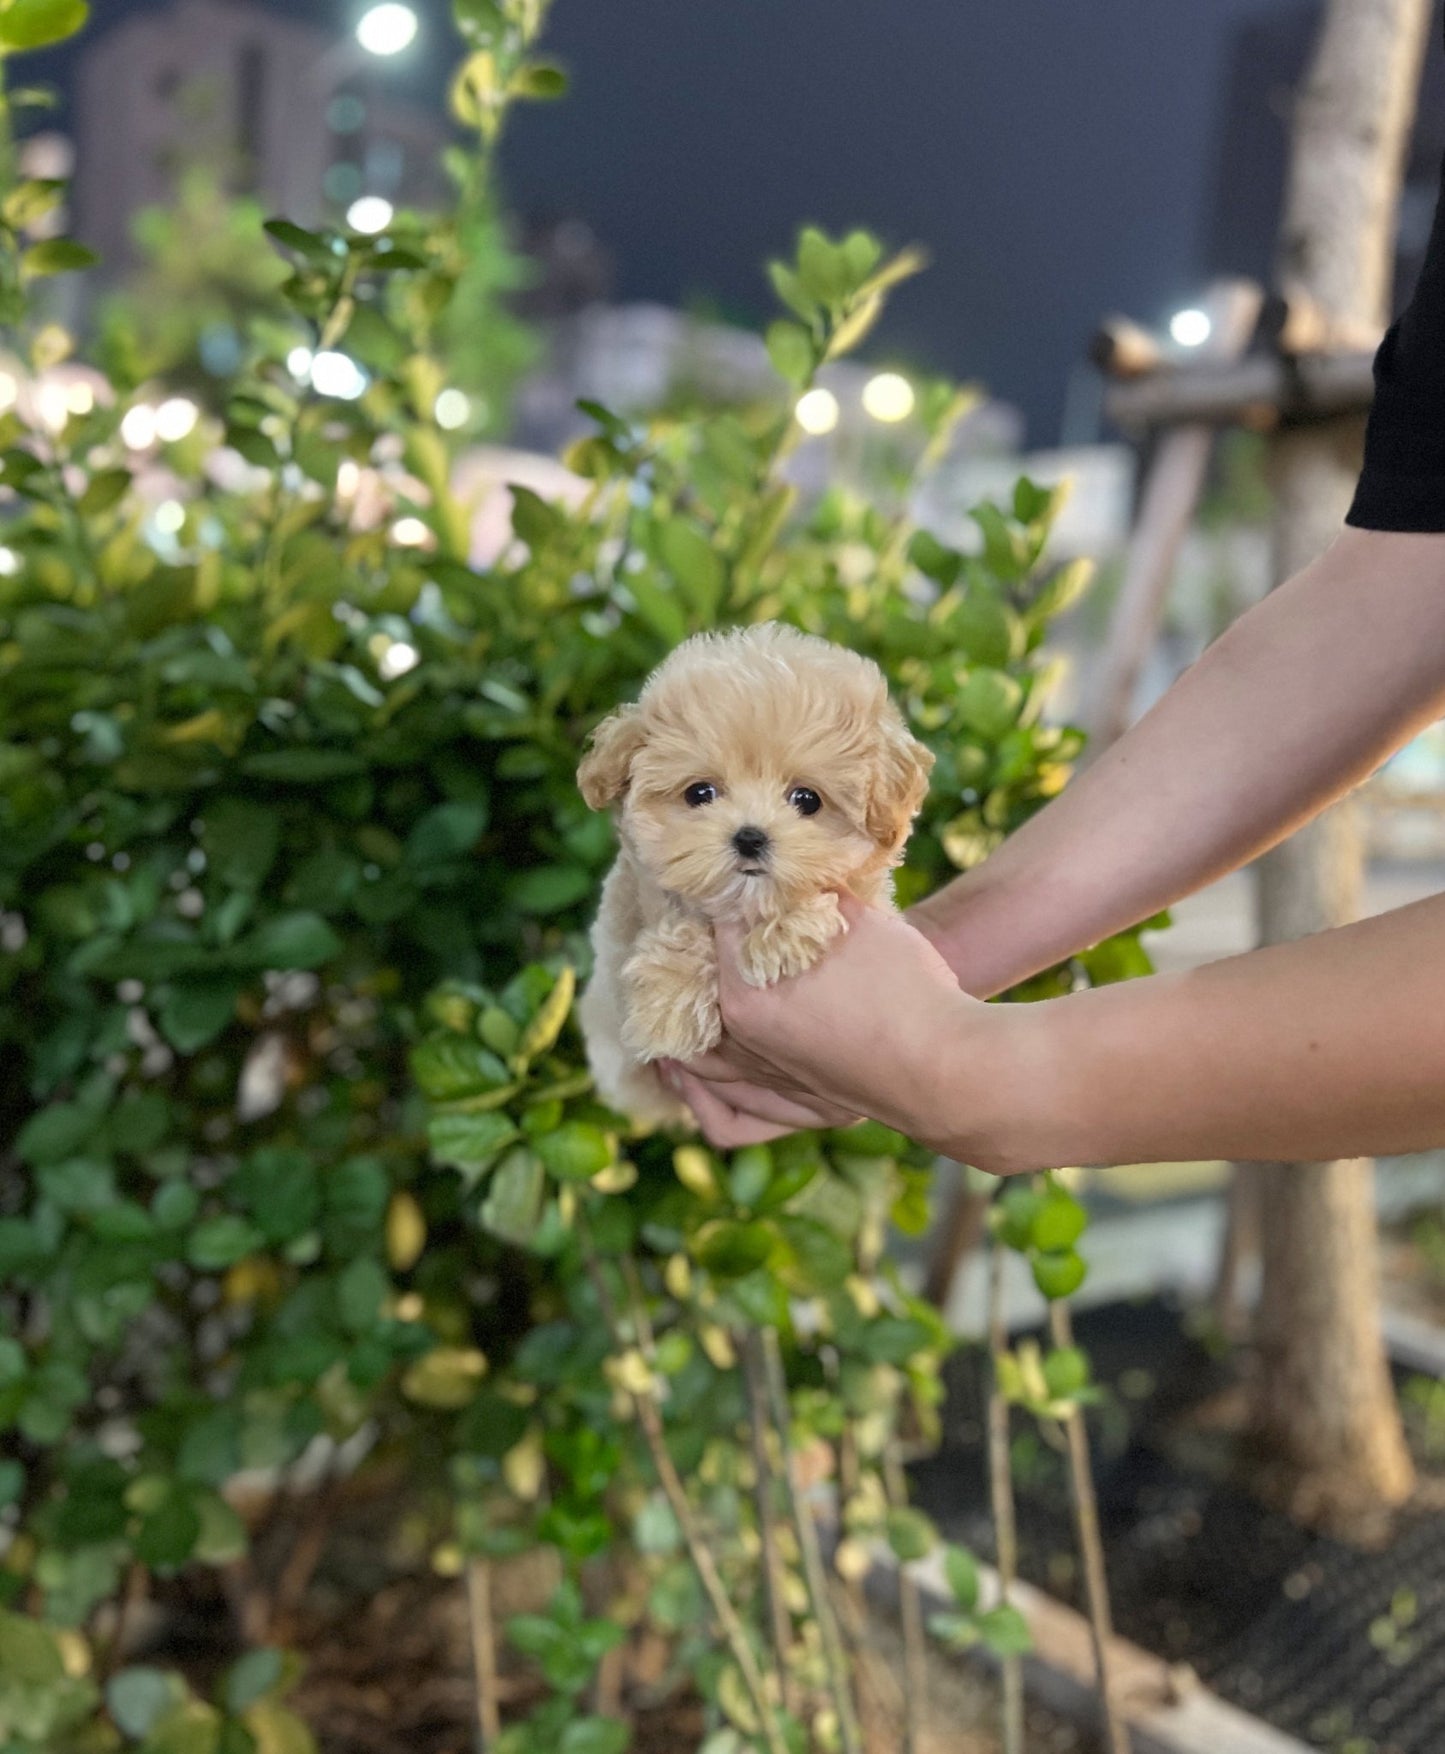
xmin=1347 ymin=143 xmax=1445 ymax=531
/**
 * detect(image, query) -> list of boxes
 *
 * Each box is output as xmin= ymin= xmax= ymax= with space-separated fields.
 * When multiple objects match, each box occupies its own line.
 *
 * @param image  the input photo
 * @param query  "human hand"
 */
xmin=662 ymin=892 xmax=995 ymax=1155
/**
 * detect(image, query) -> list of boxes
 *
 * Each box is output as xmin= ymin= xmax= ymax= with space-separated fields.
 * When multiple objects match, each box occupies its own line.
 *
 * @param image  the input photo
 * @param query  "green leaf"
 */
xmin=1042 ymin=1345 xmax=1090 ymax=1400
xmin=22 ymin=236 xmax=98 ymax=276
xmin=411 ymin=1036 xmax=512 ymax=1101
xmin=479 ymin=1147 xmax=546 ymax=1247
xmin=187 ymin=1216 xmax=264 ymax=1271
xmin=1029 ymin=1189 xmax=1087 ymax=1254
xmin=727 ymin=1144 xmax=772 ymax=1209
xmin=692 ymin=1218 xmax=775 ymax=1281
xmin=765 ymin=319 xmax=814 ymax=388
xmin=975 ymin=1603 xmax=1033 ymax=1657
xmin=954 ymin=669 xmax=1023 ymax=739
xmin=16 ymin=1098 xmax=103 ymax=1165
xmin=233 ymin=911 xmax=342 ymax=971
xmin=406 ymin=800 xmax=489 ymax=868
xmin=80 ymin=468 xmax=133 ymax=517
xmin=202 ymin=799 xmax=282 ymax=891
xmin=0 ymin=0 xmax=88 ymax=51
xmin=263 ymin=218 xmax=337 ymax=263
xmin=533 ymin=1122 xmax=612 ymax=1183
xmin=943 ymin=1544 xmax=980 ymax=1612
xmin=224 ymin=1649 xmax=283 ymax=1714
xmin=159 ymin=977 xmax=242 ymax=1052
xmin=558 ymin=1719 xmax=629 ymax=1754
xmin=657 ymin=518 xmax=724 ymax=619
xmin=885 ymin=1505 xmax=935 ymax=1563
xmin=428 ymin=1111 xmax=519 ymax=1175
xmin=107 ymin=1668 xmax=185 ymax=1739
xmin=1031 ymin=1249 xmax=1087 ymax=1301
xmin=510 ymin=865 xmax=592 ymax=915
xmin=135 ymin=1492 xmax=202 ymax=1569
xmin=510 ymin=59 xmax=569 ymax=99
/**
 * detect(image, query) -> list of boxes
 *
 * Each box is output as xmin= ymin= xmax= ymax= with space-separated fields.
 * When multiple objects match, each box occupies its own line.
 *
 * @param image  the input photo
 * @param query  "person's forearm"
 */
xmin=915 ymin=527 xmax=1445 ymax=997
xmin=957 ymin=892 xmax=1445 ymax=1175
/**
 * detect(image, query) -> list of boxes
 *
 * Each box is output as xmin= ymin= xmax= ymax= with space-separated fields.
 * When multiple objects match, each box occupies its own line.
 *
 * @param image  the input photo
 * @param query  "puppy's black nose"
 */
xmin=732 ymin=826 xmax=770 ymax=861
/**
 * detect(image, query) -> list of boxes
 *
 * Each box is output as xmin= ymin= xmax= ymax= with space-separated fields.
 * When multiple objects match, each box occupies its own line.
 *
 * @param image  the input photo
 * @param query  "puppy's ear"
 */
xmin=865 ymin=716 xmax=934 ymax=850
xmin=578 ymin=705 xmax=646 ymax=809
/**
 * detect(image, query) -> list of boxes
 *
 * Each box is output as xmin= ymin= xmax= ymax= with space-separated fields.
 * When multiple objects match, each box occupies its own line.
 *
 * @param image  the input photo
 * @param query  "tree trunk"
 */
xmin=1249 ymin=0 xmax=1429 ymax=1527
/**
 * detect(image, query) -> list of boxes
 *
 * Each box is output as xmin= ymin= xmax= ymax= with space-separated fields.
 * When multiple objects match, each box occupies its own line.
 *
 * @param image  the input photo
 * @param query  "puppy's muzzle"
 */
xmin=732 ymin=825 xmax=770 ymax=869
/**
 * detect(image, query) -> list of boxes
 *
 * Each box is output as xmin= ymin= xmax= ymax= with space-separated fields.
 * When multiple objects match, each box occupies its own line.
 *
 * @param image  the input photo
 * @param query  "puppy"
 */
xmin=577 ymin=622 xmax=934 ymax=1125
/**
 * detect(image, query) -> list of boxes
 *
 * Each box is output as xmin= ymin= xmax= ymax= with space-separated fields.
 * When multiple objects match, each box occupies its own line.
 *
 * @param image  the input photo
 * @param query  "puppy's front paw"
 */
xmin=738 ymin=895 xmax=846 ymax=987
xmin=621 ymin=925 xmax=722 ymax=1063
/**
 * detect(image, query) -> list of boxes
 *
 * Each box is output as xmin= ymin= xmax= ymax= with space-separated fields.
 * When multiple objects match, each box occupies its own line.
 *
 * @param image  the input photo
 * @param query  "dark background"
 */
xmin=34 ymin=0 xmax=1443 ymax=442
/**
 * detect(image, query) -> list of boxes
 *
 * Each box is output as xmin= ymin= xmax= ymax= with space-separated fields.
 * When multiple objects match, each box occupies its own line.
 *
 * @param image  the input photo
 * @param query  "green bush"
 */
xmin=0 ymin=4 xmax=1150 ymax=1749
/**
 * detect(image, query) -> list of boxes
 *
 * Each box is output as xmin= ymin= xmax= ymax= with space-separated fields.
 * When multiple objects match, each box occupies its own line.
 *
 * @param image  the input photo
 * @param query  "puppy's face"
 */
xmin=579 ymin=626 xmax=933 ymax=921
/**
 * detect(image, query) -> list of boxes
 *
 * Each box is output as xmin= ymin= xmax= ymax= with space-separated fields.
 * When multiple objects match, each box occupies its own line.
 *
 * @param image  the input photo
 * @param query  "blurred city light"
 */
xmin=310 ymin=352 xmax=369 ymax=400
xmin=347 ymin=195 xmax=394 ymax=235
xmin=434 ymin=388 xmax=471 ymax=430
xmin=794 ymin=387 xmax=840 ymax=436
xmin=155 ymin=397 xmax=199 ymax=443
xmin=356 ymin=3 xmax=417 ymax=56
xmin=36 ymin=383 xmax=71 ymax=433
xmin=120 ymin=405 xmax=158 ymax=449
xmin=1169 ymin=307 xmax=1213 ymax=347
xmin=861 ymin=371 xmax=915 ymax=423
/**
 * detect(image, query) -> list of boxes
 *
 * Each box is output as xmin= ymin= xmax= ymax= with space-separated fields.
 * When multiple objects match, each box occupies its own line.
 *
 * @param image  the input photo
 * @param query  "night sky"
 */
xmin=34 ymin=0 xmax=1310 ymax=442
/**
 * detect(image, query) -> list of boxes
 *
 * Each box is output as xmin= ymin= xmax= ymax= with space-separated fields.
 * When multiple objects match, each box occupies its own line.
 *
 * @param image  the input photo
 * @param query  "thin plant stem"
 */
xmin=988 ymin=1238 xmax=1026 ymax=1754
xmin=759 ymin=1326 xmax=864 ymax=1754
xmin=740 ymin=1330 xmax=797 ymax=1710
xmin=883 ymin=1446 xmax=927 ymax=1754
xmin=1049 ymin=1298 xmax=1132 ymax=1754
xmin=582 ymin=1247 xmax=789 ymax=1754
xmin=464 ymin=1557 xmax=502 ymax=1753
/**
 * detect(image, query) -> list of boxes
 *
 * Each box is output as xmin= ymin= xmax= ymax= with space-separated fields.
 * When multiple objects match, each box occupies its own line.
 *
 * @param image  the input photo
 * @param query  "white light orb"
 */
xmin=391 ymin=516 xmax=430 ymax=547
xmin=310 ymin=351 xmax=368 ymax=401
xmin=155 ymin=396 xmax=199 ymax=443
xmin=0 ymin=548 xmax=20 ymax=576
xmin=794 ymin=387 xmax=840 ymax=436
xmin=1170 ymin=308 xmax=1213 ymax=348
xmin=356 ymin=3 xmax=417 ymax=56
xmin=154 ymin=500 xmax=186 ymax=535
xmin=287 ymin=346 xmax=315 ymax=382
xmin=0 ymin=373 xmax=17 ymax=413
xmin=434 ymin=388 xmax=471 ymax=431
xmin=65 ymin=380 xmax=96 ymax=417
xmin=120 ymin=405 xmax=159 ymax=449
xmin=861 ymin=372 xmax=915 ymax=424
xmin=378 ymin=639 xmax=420 ymax=679
xmin=36 ymin=382 xmax=71 ymax=433
xmin=347 ymin=195 xmax=394 ymax=236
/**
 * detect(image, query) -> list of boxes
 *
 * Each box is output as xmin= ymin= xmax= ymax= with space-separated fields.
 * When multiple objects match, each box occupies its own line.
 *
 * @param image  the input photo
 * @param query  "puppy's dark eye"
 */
xmin=684 ymin=782 xmax=717 ymax=808
xmin=788 ymin=786 xmax=822 ymax=816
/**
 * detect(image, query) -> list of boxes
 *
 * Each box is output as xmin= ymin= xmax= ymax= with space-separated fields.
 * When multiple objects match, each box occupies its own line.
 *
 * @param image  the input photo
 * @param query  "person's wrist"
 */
xmin=928 ymin=996 xmax=1074 ymax=1177
xmin=909 ymin=868 xmax=1055 ymax=1000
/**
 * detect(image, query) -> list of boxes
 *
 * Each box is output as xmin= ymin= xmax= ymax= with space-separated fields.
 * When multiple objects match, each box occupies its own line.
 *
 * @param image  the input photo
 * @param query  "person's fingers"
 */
xmin=669 ymin=1071 xmax=795 ymax=1147
xmin=674 ymin=1067 xmax=852 ymax=1132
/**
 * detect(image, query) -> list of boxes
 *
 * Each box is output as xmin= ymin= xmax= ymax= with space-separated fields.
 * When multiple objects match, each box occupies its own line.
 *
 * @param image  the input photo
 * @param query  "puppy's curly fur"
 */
xmin=577 ymin=623 xmax=933 ymax=1125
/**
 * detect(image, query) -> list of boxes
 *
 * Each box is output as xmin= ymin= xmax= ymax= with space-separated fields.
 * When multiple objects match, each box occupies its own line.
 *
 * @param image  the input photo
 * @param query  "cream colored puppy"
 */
xmin=577 ymin=622 xmax=934 ymax=1125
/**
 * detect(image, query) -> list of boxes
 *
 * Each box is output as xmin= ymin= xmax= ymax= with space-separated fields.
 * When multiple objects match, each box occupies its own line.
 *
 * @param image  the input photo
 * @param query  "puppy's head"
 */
xmin=579 ymin=623 xmax=933 ymax=919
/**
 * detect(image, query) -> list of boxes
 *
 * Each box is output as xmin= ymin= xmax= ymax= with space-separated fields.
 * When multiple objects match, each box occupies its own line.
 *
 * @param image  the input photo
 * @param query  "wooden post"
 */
xmin=1087 ymin=279 xmax=1264 ymax=751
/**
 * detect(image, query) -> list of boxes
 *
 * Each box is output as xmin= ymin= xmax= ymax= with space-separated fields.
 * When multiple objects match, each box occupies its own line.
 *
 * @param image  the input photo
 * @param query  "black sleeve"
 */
xmin=1346 ymin=141 xmax=1445 ymax=532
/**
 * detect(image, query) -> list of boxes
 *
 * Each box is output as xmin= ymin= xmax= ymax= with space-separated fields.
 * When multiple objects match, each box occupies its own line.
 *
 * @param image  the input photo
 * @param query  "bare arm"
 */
xmin=670 ymin=894 xmax=1445 ymax=1171
xmin=912 ymin=526 xmax=1445 ymax=996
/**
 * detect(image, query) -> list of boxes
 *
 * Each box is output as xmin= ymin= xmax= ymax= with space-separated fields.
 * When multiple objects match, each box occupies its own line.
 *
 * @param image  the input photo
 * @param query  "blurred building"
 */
xmin=72 ymin=0 xmax=449 ymax=276
xmin=1207 ymin=0 xmax=1445 ymax=307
